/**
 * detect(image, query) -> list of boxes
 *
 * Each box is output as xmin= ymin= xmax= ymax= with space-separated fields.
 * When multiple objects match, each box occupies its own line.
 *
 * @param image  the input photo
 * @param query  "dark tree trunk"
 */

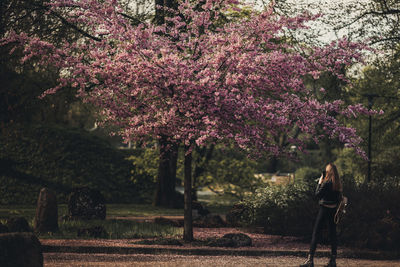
xmin=152 ymin=0 xmax=180 ymax=208
xmin=153 ymin=137 xmax=178 ymax=208
xmin=183 ymin=145 xmax=193 ymax=241
xmin=269 ymin=156 xmax=278 ymax=173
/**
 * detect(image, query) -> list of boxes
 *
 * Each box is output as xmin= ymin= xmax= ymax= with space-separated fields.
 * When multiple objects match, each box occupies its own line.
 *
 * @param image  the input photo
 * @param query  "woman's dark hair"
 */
xmin=323 ymin=163 xmax=342 ymax=192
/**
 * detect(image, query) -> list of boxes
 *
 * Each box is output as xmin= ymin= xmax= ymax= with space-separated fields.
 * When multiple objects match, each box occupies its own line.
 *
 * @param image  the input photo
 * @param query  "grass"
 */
xmin=196 ymin=189 xmax=237 ymax=215
xmin=107 ymin=204 xmax=183 ymax=217
xmin=0 ymin=204 xmax=183 ymax=221
xmin=0 ymin=203 xmax=185 ymax=240
xmin=0 ymin=204 xmax=42 ymax=221
xmin=0 ymin=217 xmax=182 ymax=240
xmin=40 ymin=219 xmax=183 ymax=239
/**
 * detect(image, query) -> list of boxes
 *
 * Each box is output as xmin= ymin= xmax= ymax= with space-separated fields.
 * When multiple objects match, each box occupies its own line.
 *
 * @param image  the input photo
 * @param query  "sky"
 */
xmin=243 ymin=0 xmax=372 ymax=44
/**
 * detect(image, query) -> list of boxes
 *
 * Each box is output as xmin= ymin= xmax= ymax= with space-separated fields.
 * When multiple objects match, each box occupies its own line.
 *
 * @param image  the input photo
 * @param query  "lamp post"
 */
xmin=363 ymin=94 xmax=378 ymax=183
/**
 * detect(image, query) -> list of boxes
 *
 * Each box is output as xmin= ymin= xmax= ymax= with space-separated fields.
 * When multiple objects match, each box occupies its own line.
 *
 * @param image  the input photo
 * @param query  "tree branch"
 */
xmin=367 ymin=9 xmax=400 ymax=16
xmin=49 ymin=10 xmax=102 ymax=42
xmin=28 ymin=1 xmax=102 ymax=42
xmin=334 ymin=7 xmax=400 ymax=32
xmin=117 ymin=11 xmax=143 ymax=26
xmin=370 ymin=36 xmax=400 ymax=45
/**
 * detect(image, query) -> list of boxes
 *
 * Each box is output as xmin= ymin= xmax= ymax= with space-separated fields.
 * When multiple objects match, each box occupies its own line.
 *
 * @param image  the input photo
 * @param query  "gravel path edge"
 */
xmin=41 ymin=244 xmax=400 ymax=261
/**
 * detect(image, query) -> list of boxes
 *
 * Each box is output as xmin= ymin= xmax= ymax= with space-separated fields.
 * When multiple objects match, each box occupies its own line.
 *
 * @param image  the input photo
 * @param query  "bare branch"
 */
xmin=49 ymin=10 xmax=102 ymax=42
xmin=370 ymin=36 xmax=400 ymax=45
xmin=117 ymin=11 xmax=143 ymax=25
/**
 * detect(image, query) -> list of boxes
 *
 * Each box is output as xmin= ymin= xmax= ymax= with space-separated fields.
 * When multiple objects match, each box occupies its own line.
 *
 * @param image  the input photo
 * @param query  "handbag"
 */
xmin=334 ymin=196 xmax=348 ymax=224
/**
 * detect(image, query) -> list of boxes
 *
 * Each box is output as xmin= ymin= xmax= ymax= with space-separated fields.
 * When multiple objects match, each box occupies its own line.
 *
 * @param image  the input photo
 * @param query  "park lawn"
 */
xmin=197 ymin=192 xmax=237 ymax=215
xmin=0 ymin=204 xmax=39 ymax=220
xmin=39 ymin=219 xmax=183 ymax=239
xmin=0 ymin=203 xmax=183 ymax=221
xmin=107 ymin=204 xmax=183 ymax=217
xmin=0 ymin=204 xmax=185 ymax=240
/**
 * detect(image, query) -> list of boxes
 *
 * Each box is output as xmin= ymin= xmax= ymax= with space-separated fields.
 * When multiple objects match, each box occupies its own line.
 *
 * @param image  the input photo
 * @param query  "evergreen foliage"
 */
xmin=0 ymin=124 xmax=153 ymax=204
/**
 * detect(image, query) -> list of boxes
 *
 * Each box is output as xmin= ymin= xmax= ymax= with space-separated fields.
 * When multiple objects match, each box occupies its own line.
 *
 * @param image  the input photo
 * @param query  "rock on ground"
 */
xmin=67 ymin=187 xmax=106 ymax=220
xmin=0 ymin=232 xmax=43 ymax=267
xmin=6 ymin=217 xmax=32 ymax=232
xmin=34 ymin=188 xmax=58 ymax=233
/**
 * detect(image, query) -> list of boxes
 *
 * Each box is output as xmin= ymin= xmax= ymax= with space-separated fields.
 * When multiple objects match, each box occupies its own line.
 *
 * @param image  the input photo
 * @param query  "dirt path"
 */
xmin=41 ymin=227 xmax=313 ymax=252
xmin=41 ymin=227 xmax=400 ymax=266
xmin=44 ymin=253 xmax=400 ymax=267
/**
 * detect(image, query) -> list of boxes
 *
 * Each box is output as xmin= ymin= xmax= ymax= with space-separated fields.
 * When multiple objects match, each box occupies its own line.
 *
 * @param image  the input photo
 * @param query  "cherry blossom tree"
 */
xmin=1 ymin=0 xmax=375 ymax=241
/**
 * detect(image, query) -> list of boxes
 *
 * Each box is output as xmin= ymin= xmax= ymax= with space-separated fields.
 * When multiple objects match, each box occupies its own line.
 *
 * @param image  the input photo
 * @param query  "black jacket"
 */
xmin=315 ymin=181 xmax=341 ymax=206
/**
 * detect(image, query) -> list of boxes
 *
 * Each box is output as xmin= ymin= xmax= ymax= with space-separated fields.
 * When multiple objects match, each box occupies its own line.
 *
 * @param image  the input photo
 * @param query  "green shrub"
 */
xmin=242 ymin=182 xmax=318 ymax=236
xmin=0 ymin=124 xmax=154 ymax=204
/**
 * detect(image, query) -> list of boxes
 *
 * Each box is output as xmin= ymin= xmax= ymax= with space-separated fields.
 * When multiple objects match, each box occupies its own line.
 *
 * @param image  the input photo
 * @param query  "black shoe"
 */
xmin=299 ymin=255 xmax=314 ymax=267
xmin=325 ymin=256 xmax=337 ymax=267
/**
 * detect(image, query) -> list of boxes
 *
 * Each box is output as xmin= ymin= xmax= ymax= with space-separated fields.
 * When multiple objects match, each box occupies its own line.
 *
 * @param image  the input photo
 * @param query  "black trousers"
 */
xmin=309 ymin=205 xmax=337 ymax=256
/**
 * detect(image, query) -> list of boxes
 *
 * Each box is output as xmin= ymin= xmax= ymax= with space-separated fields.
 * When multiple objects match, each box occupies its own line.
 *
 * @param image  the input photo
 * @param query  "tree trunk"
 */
xmin=152 ymin=0 xmax=179 ymax=208
xmin=153 ymin=137 xmax=178 ymax=208
xmin=183 ymin=145 xmax=193 ymax=241
xmin=269 ymin=156 xmax=278 ymax=173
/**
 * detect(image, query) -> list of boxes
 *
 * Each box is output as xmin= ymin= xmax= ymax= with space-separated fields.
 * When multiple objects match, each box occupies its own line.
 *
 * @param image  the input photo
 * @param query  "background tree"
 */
xmin=343 ymin=50 xmax=400 ymax=181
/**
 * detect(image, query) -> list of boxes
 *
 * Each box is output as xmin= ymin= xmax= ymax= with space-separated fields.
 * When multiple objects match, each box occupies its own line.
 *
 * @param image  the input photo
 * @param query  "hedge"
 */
xmin=0 ymin=124 xmax=153 ymax=204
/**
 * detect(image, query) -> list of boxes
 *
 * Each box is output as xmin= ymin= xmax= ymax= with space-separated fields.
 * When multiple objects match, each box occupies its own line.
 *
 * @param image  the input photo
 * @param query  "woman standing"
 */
xmin=300 ymin=163 xmax=343 ymax=267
